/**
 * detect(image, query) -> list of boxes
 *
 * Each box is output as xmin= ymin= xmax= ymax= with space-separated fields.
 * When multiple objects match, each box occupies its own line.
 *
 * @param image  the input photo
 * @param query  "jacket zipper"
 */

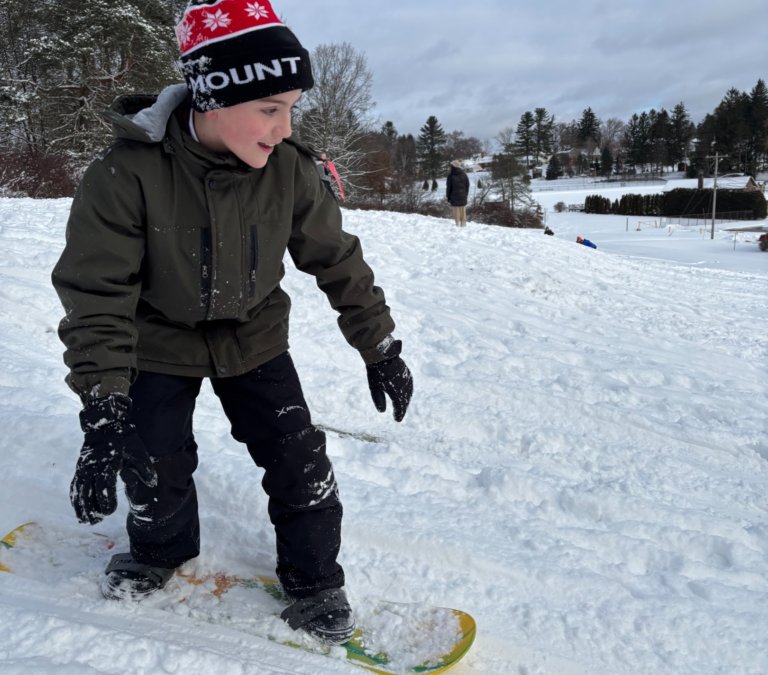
xmin=201 ymin=227 xmax=212 ymax=308
xmin=249 ymin=225 xmax=258 ymax=298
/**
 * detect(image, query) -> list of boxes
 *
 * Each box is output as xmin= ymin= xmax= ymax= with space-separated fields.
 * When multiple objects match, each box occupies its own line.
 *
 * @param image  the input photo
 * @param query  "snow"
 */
xmin=534 ymin=184 xmax=768 ymax=274
xmin=0 ymin=195 xmax=767 ymax=675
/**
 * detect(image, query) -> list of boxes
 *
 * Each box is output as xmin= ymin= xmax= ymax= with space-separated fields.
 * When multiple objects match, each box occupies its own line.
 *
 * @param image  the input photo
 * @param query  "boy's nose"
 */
xmin=275 ymin=113 xmax=292 ymax=139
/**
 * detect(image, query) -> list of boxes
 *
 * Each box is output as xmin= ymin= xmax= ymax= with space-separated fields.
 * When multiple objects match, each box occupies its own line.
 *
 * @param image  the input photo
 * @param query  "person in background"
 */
xmin=316 ymin=152 xmax=336 ymax=201
xmin=544 ymin=226 xmax=554 ymax=236
xmin=446 ymin=159 xmax=470 ymax=227
xmin=576 ymin=235 xmax=597 ymax=249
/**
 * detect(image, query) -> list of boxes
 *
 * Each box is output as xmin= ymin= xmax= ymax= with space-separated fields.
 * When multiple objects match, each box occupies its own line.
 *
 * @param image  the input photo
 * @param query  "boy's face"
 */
xmin=204 ymin=89 xmax=303 ymax=168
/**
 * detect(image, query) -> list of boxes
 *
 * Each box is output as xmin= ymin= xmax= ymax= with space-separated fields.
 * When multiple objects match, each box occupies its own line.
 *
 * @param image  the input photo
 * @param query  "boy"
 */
xmin=52 ymin=0 xmax=412 ymax=646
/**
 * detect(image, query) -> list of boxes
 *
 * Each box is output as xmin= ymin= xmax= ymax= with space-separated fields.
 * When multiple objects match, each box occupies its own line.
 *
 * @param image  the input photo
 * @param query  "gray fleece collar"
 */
xmin=130 ymin=84 xmax=189 ymax=142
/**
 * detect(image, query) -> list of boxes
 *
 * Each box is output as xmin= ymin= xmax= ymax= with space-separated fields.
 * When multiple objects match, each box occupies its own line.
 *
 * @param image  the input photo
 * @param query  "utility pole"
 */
xmin=705 ymin=152 xmax=726 ymax=240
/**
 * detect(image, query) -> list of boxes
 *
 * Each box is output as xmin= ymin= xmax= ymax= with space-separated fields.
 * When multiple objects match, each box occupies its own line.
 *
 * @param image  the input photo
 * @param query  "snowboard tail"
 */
xmin=1 ymin=523 xmax=476 ymax=675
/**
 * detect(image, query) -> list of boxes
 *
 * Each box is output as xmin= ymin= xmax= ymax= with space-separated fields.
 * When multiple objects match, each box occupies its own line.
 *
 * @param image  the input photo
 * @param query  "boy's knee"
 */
xmin=255 ymin=427 xmax=338 ymax=508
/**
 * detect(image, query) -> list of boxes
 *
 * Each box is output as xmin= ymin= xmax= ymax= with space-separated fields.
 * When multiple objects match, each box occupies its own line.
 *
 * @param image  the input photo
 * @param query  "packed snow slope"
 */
xmin=0 ymin=197 xmax=767 ymax=675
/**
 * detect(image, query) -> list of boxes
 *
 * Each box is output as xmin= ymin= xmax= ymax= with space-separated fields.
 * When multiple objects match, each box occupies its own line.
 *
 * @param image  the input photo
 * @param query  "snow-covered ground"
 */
xmin=0 ymin=196 xmax=767 ymax=675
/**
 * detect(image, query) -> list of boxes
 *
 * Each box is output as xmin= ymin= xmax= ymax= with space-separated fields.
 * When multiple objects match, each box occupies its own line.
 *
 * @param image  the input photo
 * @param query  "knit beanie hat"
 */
xmin=450 ymin=160 xmax=463 ymax=168
xmin=175 ymin=0 xmax=314 ymax=112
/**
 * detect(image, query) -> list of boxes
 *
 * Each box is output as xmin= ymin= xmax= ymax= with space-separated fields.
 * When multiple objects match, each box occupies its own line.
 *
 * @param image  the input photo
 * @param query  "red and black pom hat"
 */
xmin=175 ymin=0 xmax=314 ymax=112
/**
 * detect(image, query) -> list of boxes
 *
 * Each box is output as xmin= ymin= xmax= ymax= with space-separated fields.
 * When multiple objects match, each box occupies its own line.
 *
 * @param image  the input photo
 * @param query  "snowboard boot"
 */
xmin=100 ymin=552 xmax=176 ymax=601
xmin=281 ymin=588 xmax=356 ymax=645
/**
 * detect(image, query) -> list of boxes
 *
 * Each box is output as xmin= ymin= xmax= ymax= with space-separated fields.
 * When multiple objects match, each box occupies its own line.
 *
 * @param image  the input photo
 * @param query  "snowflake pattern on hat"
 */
xmin=202 ymin=9 xmax=231 ymax=31
xmin=245 ymin=2 xmax=269 ymax=19
xmin=175 ymin=0 xmax=313 ymax=112
xmin=176 ymin=20 xmax=194 ymax=44
xmin=176 ymin=0 xmax=282 ymax=55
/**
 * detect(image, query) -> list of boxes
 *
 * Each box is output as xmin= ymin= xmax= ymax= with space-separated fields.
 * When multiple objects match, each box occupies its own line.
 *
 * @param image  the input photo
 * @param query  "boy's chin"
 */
xmin=232 ymin=148 xmax=271 ymax=169
xmin=242 ymin=154 xmax=270 ymax=169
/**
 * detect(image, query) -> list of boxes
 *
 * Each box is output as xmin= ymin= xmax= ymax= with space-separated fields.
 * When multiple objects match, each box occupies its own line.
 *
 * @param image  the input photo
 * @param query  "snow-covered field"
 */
xmin=0 ymin=195 xmax=766 ymax=675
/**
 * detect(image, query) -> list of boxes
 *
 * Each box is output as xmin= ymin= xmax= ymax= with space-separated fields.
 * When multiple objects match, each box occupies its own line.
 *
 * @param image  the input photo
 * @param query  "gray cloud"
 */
xmin=279 ymin=0 xmax=765 ymax=140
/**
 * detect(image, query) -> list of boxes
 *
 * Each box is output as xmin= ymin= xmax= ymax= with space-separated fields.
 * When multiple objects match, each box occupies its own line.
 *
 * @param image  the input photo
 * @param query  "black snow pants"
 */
xmin=125 ymin=351 xmax=344 ymax=599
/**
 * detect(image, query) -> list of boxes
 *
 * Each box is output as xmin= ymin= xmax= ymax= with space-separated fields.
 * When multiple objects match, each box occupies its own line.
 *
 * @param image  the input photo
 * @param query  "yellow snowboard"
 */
xmin=1 ymin=523 xmax=476 ymax=675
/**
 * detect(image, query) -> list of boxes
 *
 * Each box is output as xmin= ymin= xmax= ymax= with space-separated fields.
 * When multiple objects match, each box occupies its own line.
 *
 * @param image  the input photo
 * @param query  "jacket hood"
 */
xmin=450 ymin=166 xmax=465 ymax=175
xmin=98 ymin=83 xmax=319 ymax=170
xmin=101 ymin=84 xmax=189 ymax=144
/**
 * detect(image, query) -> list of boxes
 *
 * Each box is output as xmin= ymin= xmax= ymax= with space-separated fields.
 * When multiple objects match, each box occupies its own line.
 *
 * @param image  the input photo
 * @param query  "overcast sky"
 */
xmin=278 ymin=0 xmax=765 ymax=141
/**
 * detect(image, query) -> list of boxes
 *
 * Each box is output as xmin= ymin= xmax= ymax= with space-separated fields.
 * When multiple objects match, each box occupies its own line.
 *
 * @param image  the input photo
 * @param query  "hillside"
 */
xmin=0 ymin=198 xmax=766 ymax=675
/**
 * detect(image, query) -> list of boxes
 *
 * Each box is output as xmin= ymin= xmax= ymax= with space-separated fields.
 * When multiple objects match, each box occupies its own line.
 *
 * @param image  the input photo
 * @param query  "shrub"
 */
xmin=554 ymin=201 xmax=566 ymax=213
xmin=0 ymin=149 xmax=79 ymax=199
xmin=663 ymin=188 xmax=766 ymax=220
xmin=468 ymin=203 xmax=543 ymax=229
xmin=585 ymin=195 xmax=613 ymax=214
xmin=615 ymin=193 xmax=664 ymax=216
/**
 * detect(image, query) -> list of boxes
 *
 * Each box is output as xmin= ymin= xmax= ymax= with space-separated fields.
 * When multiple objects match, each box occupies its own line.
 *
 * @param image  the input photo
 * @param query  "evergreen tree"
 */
xmin=546 ymin=153 xmax=561 ymax=180
xmin=600 ymin=146 xmax=614 ymax=177
xmin=490 ymin=153 xmax=533 ymax=212
xmin=669 ymin=102 xmax=695 ymax=167
xmin=533 ymin=108 xmax=554 ymax=166
xmin=431 ymin=178 xmax=438 ymax=191
xmin=416 ymin=116 xmax=447 ymax=180
xmin=0 ymin=0 xmax=179 ymax=164
xmin=624 ymin=112 xmax=653 ymax=170
xmin=696 ymin=87 xmax=750 ymax=174
xmin=381 ymin=121 xmax=398 ymax=148
xmin=514 ymin=111 xmax=535 ymax=169
xmin=577 ymin=107 xmax=601 ymax=147
xmin=747 ymin=79 xmax=768 ymax=176
xmin=422 ymin=179 xmax=430 ymax=191
xmin=649 ymin=108 xmax=671 ymax=173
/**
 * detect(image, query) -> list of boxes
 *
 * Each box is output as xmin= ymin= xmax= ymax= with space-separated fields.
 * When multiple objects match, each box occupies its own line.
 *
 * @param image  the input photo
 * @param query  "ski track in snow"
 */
xmin=0 ymin=196 xmax=766 ymax=675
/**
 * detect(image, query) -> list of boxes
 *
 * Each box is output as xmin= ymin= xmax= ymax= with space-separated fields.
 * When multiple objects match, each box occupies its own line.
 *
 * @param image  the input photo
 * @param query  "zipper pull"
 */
xmin=250 ymin=270 xmax=256 ymax=283
xmin=202 ymin=265 xmax=209 ymax=279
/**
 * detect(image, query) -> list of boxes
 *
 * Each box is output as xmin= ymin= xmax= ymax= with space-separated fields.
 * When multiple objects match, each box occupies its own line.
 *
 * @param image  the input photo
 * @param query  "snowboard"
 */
xmin=1 ymin=523 xmax=476 ymax=675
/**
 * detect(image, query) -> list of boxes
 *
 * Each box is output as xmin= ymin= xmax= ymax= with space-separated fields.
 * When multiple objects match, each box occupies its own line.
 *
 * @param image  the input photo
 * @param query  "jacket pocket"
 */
xmin=200 ymin=227 xmax=212 ymax=307
xmin=249 ymin=225 xmax=258 ymax=298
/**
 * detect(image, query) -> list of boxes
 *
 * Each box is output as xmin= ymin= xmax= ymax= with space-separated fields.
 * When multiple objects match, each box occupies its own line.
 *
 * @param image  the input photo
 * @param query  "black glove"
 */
xmin=366 ymin=339 xmax=413 ymax=423
xmin=70 ymin=393 xmax=157 ymax=525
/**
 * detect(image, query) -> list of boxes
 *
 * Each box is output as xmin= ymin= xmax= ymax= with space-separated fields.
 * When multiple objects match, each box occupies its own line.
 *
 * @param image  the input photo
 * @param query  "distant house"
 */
xmin=663 ymin=175 xmax=765 ymax=193
xmin=463 ymin=156 xmax=494 ymax=173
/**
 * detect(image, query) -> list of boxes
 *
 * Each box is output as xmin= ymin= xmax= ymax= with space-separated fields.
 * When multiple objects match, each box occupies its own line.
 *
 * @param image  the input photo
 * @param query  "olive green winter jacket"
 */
xmin=52 ymin=84 xmax=395 ymax=401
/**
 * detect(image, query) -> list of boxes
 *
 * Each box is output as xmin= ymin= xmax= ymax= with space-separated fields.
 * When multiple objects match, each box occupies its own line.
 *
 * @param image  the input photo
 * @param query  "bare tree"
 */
xmin=495 ymin=126 xmax=516 ymax=154
xmin=479 ymin=138 xmax=494 ymax=157
xmin=601 ymin=117 xmax=626 ymax=153
xmin=295 ymin=42 xmax=376 ymax=197
xmin=444 ymin=130 xmax=482 ymax=161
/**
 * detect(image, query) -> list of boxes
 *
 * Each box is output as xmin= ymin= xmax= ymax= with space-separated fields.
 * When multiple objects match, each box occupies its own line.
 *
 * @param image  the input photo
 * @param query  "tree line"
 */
xmin=1 ymin=0 xmax=765 ymax=205
xmin=537 ymin=81 xmax=768 ymax=180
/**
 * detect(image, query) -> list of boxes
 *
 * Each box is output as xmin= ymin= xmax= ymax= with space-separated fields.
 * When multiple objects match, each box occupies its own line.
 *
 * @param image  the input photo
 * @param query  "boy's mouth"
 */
xmin=258 ymin=142 xmax=277 ymax=153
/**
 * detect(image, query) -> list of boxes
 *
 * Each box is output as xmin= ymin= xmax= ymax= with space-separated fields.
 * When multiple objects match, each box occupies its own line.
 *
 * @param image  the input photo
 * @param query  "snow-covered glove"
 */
xmin=70 ymin=393 xmax=157 ymax=525
xmin=366 ymin=339 xmax=413 ymax=423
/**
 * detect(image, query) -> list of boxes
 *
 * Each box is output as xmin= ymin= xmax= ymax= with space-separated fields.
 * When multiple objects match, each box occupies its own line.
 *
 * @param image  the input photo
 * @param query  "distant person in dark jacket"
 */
xmin=446 ymin=160 xmax=470 ymax=227
xmin=544 ymin=226 xmax=554 ymax=236
xmin=576 ymin=235 xmax=597 ymax=249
